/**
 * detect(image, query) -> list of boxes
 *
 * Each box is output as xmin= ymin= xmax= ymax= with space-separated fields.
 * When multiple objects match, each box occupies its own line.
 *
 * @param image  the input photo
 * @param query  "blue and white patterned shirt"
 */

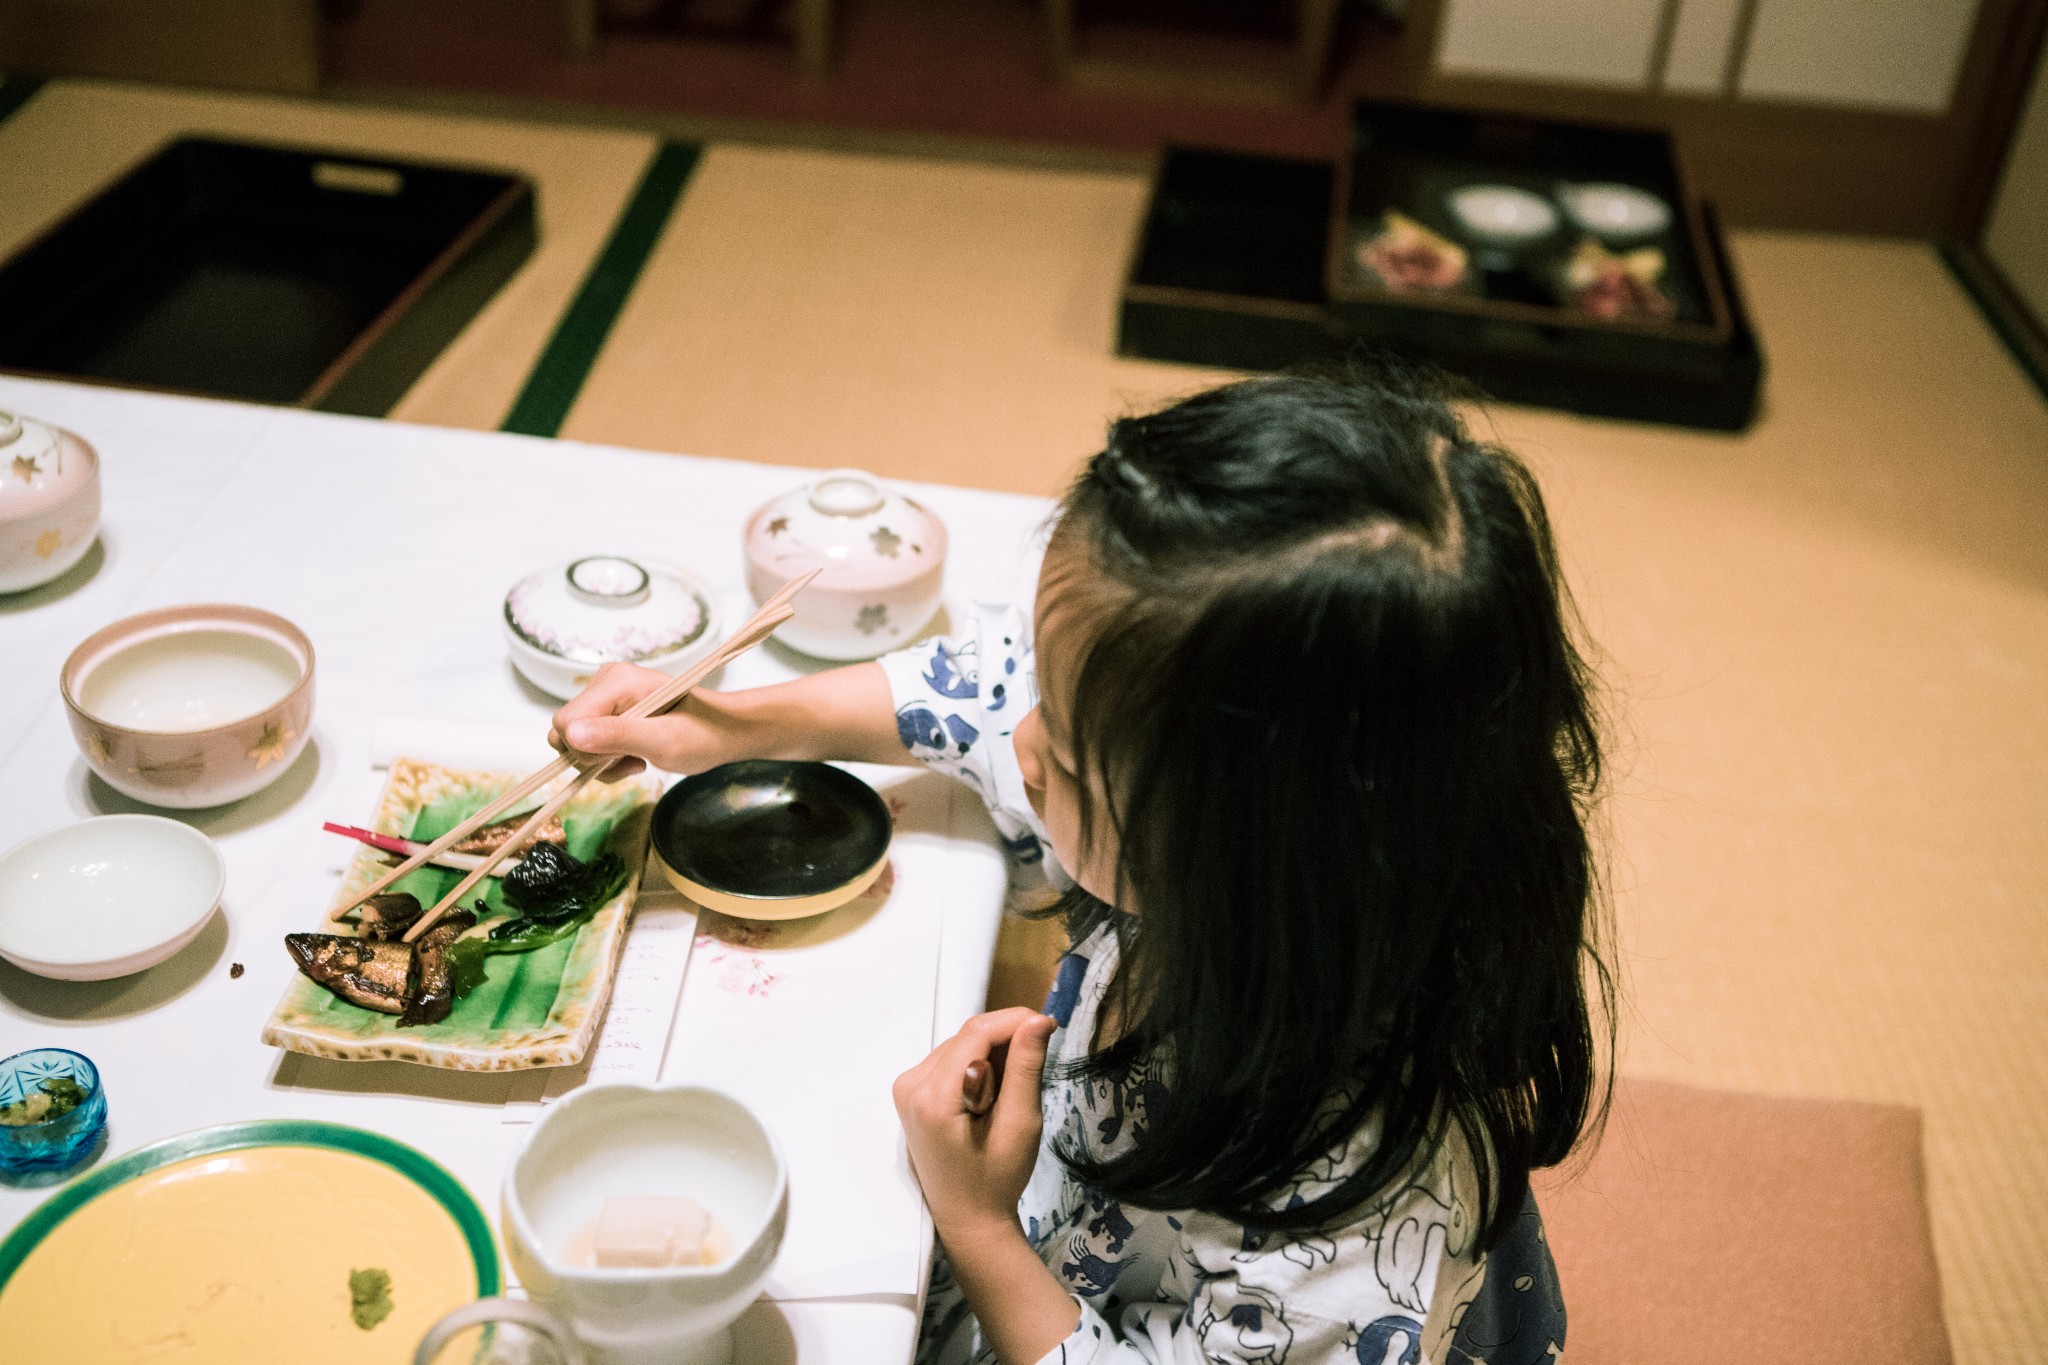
xmin=880 ymin=606 xmax=1566 ymax=1365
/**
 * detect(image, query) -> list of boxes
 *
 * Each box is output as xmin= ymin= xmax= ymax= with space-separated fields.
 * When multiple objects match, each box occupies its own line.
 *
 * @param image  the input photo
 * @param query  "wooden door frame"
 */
xmin=1385 ymin=0 xmax=2048 ymax=238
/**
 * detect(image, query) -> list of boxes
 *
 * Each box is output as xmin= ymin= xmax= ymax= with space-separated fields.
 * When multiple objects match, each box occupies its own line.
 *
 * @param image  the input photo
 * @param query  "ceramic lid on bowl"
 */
xmin=0 ymin=412 xmax=96 ymax=520
xmin=505 ymin=557 xmax=714 ymax=666
xmin=743 ymin=469 xmax=946 ymax=592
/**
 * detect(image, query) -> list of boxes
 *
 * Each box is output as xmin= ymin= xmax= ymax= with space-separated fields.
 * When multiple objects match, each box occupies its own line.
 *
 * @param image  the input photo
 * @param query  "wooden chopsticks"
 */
xmin=331 ymin=571 xmax=817 ymax=935
xmin=395 ymin=600 xmax=800 ymax=943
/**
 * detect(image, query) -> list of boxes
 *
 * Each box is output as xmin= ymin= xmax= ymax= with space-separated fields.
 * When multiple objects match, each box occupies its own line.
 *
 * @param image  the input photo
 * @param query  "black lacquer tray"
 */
xmin=1118 ymin=112 xmax=1764 ymax=431
xmin=0 ymin=138 xmax=537 ymax=416
xmin=1119 ymin=147 xmax=1343 ymax=374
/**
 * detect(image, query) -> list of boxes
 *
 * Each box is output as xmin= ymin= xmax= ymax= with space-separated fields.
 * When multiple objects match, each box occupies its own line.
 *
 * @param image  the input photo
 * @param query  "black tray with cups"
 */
xmin=0 ymin=137 xmax=536 ymax=417
xmin=1117 ymin=101 xmax=1763 ymax=431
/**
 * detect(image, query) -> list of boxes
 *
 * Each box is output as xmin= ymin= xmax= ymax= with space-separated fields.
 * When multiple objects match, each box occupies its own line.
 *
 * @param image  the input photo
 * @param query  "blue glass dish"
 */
xmin=0 ymin=1049 xmax=107 ymax=1179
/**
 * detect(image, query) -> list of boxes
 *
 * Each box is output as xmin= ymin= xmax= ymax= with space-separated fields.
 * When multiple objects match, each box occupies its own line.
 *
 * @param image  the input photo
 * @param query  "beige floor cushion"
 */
xmin=1536 ymin=1077 xmax=1951 ymax=1365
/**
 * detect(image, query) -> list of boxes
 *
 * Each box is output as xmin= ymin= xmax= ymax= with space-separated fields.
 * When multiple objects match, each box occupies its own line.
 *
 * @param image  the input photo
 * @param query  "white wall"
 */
xmin=1662 ymin=0 xmax=1747 ymax=94
xmin=1739 ymin=0 xmax=1978 ymax=112
xmin=1435 ymin=0 xmax=1982 ymax=114
xmin=1435 ymin=0 xmax=1666 ymax=87
xmin=1986 ymin=46 xmax=2048 ymax=325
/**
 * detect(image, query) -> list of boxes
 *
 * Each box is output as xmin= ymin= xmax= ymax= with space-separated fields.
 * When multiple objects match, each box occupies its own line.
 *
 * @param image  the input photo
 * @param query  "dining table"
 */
xmin=0 ymin=372 xmax=1056 ymax=1363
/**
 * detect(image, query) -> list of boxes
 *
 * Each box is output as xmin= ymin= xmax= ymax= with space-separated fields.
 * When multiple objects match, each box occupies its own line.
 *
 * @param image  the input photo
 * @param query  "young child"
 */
xmin=552 ymin=371 xmax=1610 ymax=1365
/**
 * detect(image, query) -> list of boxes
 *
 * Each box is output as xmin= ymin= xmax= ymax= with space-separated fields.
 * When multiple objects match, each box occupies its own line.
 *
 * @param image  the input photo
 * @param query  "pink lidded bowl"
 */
xmin=0 ymin=411 xmax=100 ymax=593
xmin=742 ymin=469 xmax=947 ymax=661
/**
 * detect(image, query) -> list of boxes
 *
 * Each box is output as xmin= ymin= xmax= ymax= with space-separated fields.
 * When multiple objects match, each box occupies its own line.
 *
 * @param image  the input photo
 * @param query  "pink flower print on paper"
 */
xmin=695 ymin=913 xmax=782 ymax=996
xmin=719 ymin=953 xmax=779 ymax=997
xmin=694 ymin=936 xmax=780 ymax=997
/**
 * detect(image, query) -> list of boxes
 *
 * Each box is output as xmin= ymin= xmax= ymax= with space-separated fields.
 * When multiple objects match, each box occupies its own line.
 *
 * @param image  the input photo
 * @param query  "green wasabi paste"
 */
xmin=349 ymin=1267 xmax=394 ymax=1330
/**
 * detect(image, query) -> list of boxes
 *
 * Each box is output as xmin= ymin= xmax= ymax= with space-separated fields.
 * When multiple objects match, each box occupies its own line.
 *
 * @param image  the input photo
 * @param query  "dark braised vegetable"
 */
xmin=398 ymin=909 xmax=478 ymax=1028
xmin=355 ymin=892 xmax=424 ymax=941
xmin=445 ymin=848 xmax=630 ymax=1000
xmin=293 ymin=822 xmax=634 ymax=1018
xmin=501 ymin=843 xmax=626 ymax=926
xmin=285 ymin=934 xmax=415 ymax=1014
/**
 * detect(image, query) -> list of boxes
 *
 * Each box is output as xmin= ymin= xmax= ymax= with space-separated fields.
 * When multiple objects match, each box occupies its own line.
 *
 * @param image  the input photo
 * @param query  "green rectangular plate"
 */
xmin=262 ymin=757 xmax=658 ymax=1071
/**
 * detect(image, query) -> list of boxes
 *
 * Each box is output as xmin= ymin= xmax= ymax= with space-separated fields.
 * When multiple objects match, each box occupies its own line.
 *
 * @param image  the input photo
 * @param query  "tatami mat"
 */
xmin=1490 ymin=234 xmax=2048 ymax=1362
xmin=558 ymin=144 xmax=1235 ymax=492
xmin=4 ymin=82 xmax=2044 ymax=1363
xmin=0 ymin=79 xmax=657 ymax=431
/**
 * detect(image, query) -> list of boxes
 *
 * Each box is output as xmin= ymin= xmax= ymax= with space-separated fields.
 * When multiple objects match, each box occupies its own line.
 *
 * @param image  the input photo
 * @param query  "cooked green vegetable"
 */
xmin=349 ymin=1267 xmax=394 ymax=1330
xmin=0 ymin=1076 xmax=88 ymax=1126
xmin=446 ymin=849 xmax=630 ymax=1001
xmin=502 ymin=843 xmax=628 ymax=926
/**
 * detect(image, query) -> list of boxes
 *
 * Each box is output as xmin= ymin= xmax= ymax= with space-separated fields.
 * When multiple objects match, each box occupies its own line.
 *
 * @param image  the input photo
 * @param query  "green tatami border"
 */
xmin=0 ymin=76 xmax=48 ymax=127
xmin=501 ymin=139 xmax=701 ymax=438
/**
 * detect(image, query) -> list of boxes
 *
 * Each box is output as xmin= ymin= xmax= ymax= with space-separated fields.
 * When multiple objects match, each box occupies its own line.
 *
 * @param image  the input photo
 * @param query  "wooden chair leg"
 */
xmin=796 ymin=0 xmax=832 ymax=77
xmin=1297 ymin=0 xmax=1341 ymax=101
xmin=562 ymin=0 xmax=597 ymax=62
xmin=1043 ymin=0 xmax=1075 ymax=83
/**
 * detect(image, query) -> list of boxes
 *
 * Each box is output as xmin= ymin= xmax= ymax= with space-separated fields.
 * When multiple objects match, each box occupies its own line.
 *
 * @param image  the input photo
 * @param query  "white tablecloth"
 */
xmin=0 ymin=375 xmax=1056 ymax=1364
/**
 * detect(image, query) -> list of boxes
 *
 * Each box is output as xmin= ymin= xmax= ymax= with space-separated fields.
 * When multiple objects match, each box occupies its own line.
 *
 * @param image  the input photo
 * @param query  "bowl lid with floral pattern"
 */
xmin=743 ymin=469 xmax=946 ymax=593
xmin=0 ymin=412 xmax=97 ymax=522
xmin=503 ymin=556 xmax=715 ymax=665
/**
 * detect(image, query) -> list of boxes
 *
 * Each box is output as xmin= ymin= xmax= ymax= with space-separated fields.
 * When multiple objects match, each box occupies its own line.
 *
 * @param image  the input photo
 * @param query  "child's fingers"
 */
xmin=947 ymin=1007 xmax=1053 ymax=1054
xmin=992 ymin=1014 xmax=1056 ymax=1128
xmin=551 ymin=663 xmax=664 ymax=735
xmin=962 ymin=1059 xmax=995 ymax=1116
xmin=896 ymin=1010 xmax=1041 ymax=1123
xmin=934 ymin=1008 xmax=1053 ymax=1089
xmin=562 ymin=714 xmax=674 ymax=767
xmin=546 ymin=724 xmax=645 ymax=778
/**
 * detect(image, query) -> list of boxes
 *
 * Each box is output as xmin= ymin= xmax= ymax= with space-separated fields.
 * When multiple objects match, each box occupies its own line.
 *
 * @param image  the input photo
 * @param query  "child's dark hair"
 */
xmin=1050 ymin=366 xmax=1612 ymax=1250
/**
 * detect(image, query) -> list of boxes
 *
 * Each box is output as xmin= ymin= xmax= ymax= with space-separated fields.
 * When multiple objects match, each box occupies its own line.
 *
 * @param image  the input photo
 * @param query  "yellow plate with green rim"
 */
xmin=0 ymin=1120 xmax=498 ymax=1363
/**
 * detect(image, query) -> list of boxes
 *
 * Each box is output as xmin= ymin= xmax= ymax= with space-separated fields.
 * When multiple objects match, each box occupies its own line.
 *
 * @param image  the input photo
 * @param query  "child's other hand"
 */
xmin=893 ymin=1008 xmax=1057 ymax=1243
xmin=548 ymin=662 xmax=730 ymax=778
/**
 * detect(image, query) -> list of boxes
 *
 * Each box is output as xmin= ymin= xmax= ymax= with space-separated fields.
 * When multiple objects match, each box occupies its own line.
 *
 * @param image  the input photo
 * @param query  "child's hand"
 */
xmin=893 ymin=1008 xmax=1058 ymax=1243
xmin=548 ymin=663 xmax=737 ymax=778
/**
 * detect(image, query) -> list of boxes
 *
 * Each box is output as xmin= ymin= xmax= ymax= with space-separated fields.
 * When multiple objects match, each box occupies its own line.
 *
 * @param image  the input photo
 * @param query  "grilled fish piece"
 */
xmin=284 ymin=933 xmax=416 ymax=1014
xmin=447 ymin=814 xmax=566 ymax=857
xmin=355 ymin=892 xmax=424 ymax=941
xmin=399 ymin=909 xmax=478 ymax=1028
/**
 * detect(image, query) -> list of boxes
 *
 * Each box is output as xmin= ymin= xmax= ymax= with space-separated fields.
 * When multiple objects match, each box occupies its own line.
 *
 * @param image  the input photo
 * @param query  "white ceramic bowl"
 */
xmin=0 ymin=412 xmax=100 ymax=594
xmin=503 ymin=557 xmax=725 ymax=701
xmin=1557 ymin=182 xmax=1673 ymax=243
xmin=504 ymin=1084 xmax=787 ymax=1365
xmin=60 ymin=604 xmax=316 ymax=808
xmin=743 ymin=469 xmax=947 ymax=661
xmin=1446 ymin=184 xmax=1559 ymax=247
xmin=0 ymin=815 xmax=225 ymax=980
